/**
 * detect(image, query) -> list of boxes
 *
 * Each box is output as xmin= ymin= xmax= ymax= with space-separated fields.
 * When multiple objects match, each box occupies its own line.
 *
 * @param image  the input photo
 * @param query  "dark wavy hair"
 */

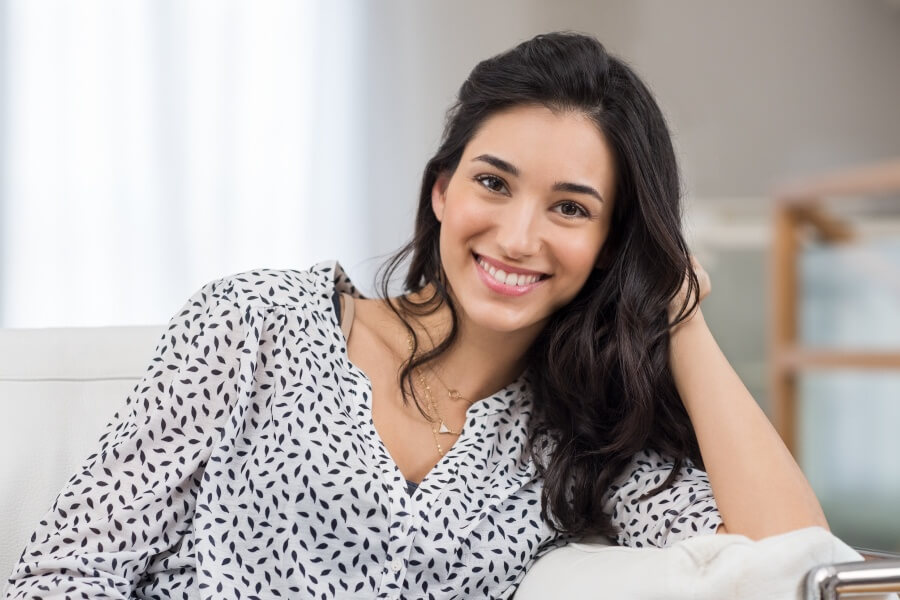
xmin=374 ymin=31 xmax=702 ymax=539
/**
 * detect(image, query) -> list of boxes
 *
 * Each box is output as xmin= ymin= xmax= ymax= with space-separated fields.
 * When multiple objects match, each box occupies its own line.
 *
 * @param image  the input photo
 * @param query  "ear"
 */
xmin=431 ymin=171 xmax=450 ymax=223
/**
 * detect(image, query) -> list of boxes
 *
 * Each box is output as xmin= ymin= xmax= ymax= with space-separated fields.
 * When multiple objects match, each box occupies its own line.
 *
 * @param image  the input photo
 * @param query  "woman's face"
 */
xmin=431 ymin=104 xmax=617 ymax=338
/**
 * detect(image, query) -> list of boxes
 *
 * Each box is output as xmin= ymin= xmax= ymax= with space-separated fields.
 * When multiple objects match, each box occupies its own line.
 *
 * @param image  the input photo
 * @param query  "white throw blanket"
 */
xmin=516 ymin=526 xmax=898 ymax=599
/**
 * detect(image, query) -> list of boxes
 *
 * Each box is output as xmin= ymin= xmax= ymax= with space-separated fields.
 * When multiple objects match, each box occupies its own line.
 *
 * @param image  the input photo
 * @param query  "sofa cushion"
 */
xmin=0 ymin=325 xmax=164 ymax=593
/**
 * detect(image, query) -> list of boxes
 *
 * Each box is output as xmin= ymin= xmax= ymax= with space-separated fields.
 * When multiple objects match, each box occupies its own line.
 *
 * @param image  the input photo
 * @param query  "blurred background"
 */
xmin=0 ymin=0 xmax=898 ymax=550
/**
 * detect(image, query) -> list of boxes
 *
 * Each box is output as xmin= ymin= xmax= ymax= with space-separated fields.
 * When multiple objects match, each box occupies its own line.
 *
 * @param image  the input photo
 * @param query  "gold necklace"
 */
xmin=406 ymin=331 xmax=463 ymax=456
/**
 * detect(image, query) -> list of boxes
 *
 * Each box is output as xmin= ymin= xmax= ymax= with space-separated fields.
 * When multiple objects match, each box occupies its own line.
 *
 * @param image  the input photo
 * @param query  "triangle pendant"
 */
xmin=438 ymin=421 xmax=452 ymax=434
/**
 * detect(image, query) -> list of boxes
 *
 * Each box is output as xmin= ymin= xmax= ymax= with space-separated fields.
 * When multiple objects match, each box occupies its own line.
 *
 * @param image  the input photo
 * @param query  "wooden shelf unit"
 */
xmin=769 ymin=158 xmax=900 ymax=455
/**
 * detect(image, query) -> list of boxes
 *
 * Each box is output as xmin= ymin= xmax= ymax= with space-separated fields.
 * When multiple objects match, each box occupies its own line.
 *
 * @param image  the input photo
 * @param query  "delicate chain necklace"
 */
xmin=406 ymin=331 xmax=464 ymax=457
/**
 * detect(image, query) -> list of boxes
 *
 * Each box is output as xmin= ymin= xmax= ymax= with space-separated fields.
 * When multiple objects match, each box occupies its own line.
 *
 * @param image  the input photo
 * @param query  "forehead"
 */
xmin=462 ymin=104 xmax=616 ymax=196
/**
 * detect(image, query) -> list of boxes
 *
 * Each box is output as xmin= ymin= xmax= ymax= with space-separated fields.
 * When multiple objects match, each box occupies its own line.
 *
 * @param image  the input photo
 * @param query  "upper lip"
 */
xmin=474 ymin=253 xmax=549 ymax=276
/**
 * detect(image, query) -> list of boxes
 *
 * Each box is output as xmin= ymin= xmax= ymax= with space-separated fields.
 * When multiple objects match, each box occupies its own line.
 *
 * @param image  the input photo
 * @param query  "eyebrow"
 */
xmin=472 ymin=153 xmax=605 ymax=204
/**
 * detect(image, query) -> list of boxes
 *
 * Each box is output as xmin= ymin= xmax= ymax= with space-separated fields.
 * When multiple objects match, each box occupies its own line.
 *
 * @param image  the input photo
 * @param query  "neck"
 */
xmin=401 ymin=284 xmax=541 ymax=406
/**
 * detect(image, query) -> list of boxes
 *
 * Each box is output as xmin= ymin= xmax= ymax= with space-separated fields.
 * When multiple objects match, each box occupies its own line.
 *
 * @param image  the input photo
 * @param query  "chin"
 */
xmin=462 ymin=302 xmax=547 ymax=336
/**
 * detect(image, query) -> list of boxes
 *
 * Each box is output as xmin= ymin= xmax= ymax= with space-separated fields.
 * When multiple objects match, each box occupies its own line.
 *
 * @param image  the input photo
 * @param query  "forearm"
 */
xmin=668 ymin=309 xmax=829 ymax=540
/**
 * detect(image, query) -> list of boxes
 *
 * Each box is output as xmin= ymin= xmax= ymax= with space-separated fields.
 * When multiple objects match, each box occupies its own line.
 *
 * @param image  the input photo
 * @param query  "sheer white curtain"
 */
xmin=0 ymin=0 xmax=368 ymax=327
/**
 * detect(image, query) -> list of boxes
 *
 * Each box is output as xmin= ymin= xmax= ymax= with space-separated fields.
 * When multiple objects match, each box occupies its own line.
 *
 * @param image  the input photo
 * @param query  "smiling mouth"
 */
xmin=473 ymin=253 xmax=551 ymax=287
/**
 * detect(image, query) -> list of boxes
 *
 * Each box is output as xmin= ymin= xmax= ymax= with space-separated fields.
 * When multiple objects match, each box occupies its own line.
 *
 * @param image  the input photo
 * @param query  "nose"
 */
xmin=495 ymin=201 xmax=543 ymax=259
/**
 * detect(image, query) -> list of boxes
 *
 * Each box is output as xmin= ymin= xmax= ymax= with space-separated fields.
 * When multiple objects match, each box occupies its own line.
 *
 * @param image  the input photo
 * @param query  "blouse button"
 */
xmin=389 ymin=559 xmax=402 ymax=573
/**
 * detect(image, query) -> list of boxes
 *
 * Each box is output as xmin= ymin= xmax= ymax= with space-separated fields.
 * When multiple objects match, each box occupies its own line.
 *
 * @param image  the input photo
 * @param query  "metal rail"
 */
xmin=805 ymin=556 xmax=900 ymax=599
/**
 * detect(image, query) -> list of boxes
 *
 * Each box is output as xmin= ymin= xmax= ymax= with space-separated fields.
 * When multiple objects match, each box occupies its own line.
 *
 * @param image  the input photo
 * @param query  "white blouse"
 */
xmin=5 ymin=260 xmax=722 ymax=599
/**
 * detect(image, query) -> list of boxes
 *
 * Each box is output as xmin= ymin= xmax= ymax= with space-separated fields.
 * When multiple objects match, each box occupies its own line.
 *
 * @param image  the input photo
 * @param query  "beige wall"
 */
xmin=356 ymin=0 xmax=900 ymax=271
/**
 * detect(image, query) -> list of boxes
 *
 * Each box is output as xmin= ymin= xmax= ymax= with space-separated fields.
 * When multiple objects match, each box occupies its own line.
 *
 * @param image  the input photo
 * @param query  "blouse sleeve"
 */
xmin=5 ymin=278 xmax=244 ymax=599
xmin=601 ymin=447 xmax=723 ymax=548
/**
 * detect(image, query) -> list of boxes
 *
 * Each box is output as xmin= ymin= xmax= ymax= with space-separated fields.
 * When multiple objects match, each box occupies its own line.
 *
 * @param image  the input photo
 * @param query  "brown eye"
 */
xmin=475 ymin=174 xmax=508 ymax=194
xmin=554 ymin=201 xmax=589 ymax=219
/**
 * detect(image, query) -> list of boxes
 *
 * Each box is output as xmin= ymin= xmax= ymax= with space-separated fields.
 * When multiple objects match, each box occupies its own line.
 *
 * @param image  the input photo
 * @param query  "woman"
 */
xmin=6 ymin=32 xmax=827 ymax=599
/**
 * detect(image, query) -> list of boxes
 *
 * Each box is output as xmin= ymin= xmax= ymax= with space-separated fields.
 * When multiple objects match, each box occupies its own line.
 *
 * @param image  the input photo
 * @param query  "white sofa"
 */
xmin=1 ymin=326 xmax=897 ymax=599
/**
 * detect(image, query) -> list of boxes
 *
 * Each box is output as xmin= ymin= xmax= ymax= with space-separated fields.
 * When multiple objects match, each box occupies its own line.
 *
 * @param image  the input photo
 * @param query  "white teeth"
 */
xmin=476 ymin=256 xmax=542 ymax=287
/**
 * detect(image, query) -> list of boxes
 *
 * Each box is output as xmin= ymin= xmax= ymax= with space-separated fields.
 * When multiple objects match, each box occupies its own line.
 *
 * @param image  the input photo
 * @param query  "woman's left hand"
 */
xmin=668 ymin=255 xmax=711 ymax=326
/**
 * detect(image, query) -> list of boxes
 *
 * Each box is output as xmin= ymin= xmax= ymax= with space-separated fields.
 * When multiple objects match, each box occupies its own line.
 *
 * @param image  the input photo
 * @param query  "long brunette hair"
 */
xmin=375 ymin=31 xmax=702 ymax=539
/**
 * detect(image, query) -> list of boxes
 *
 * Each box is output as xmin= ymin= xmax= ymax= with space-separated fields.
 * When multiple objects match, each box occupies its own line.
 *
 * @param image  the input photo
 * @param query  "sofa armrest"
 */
xmin=516 ymin=527 xmax=899 ymax=600
xmin=0 ymin=325 xmax=165 ymax=595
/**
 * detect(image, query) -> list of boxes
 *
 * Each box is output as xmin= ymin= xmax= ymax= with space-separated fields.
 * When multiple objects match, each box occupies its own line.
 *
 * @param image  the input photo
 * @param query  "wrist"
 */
xmin=669 ymin=305 xmax=706 ymax=336
xmin=669 ymin=307 xmax=713 ymax=361
xmin=667 ymin=309 xmax=713 ymax=414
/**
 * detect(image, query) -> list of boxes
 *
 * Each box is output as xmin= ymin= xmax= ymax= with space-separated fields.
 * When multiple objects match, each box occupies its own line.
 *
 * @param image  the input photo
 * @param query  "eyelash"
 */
xmin=473 ymin=174 xmax=592 ymax=219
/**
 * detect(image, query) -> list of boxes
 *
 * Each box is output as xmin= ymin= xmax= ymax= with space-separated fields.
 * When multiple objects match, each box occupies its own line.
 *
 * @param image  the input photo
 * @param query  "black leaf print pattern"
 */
xmin=600 ymin=449 xmax=723 ymax=548
xmin=5 ymin=260 xmax=721 ymax=599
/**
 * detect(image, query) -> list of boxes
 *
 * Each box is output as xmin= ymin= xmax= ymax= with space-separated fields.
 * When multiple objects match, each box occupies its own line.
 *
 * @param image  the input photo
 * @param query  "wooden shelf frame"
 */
xmin=769 ymin=158 xmax=900 ymax=455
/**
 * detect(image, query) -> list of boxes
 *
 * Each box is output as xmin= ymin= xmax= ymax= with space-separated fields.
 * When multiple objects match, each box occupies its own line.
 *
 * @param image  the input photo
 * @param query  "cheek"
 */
xmin=558 ymin=232 xmax=606 ymax=272
xmin=441 ymin=195 xmax=491 ymax=241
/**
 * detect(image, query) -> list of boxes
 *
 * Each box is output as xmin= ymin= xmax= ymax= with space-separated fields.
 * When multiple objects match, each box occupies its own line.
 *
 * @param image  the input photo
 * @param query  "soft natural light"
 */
xmin=0 ymin=0 xmax=367 ymax=327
